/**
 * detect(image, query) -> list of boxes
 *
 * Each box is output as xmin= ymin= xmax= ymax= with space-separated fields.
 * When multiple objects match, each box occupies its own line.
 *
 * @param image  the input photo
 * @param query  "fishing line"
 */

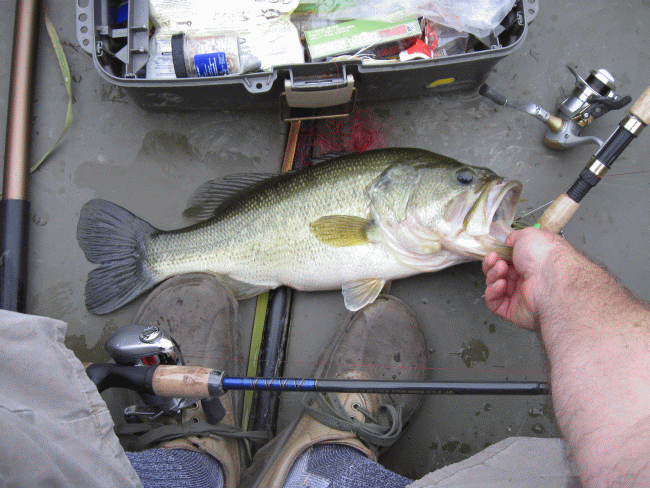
xmin=605 ymin=170 xmax=650 ymax=177
xmin=514 ymin=168 xmax=650 ymax=222
xmin=598 ymin=170 xmax=650 ymax=191
xmin=516 ymin=200 xmax=554 ymax=220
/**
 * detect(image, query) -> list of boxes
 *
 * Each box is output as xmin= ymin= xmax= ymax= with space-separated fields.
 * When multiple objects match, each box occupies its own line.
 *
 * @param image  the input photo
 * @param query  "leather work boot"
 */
xmin=241 ymin=294 xmax=429 ymax=488
xmin=127 ymin=273 xmax=254 ymax=488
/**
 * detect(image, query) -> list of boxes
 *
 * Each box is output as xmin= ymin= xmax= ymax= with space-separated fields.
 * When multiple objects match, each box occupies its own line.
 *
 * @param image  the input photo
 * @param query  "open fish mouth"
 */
xmin=465 ymin=179 xmax=522 ymax=256
xmin=488 ymin=180 xmax=522 ymax=243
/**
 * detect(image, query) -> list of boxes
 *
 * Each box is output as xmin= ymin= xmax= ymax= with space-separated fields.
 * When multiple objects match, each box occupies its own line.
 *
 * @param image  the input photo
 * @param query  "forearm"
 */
xmin=538 ymin=250 xmax=650 ymax=487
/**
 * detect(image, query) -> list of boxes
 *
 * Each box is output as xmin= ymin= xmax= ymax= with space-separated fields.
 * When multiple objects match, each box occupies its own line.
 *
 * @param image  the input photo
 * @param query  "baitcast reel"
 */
xmin=102 ymin=323 xmax=225 ymax=424
xmin=480 ymin=67 xmax=632 ymax=149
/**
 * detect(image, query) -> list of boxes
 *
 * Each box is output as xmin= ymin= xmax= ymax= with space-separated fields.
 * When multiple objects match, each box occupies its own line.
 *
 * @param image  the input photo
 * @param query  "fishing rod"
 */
xmin=1 ymin=0 xmax=41 ymax=312
xmin=88 ymin=323 xmax=548 ymax=421
xmin=86 ymin=363 xmax=549 ymax=398
xmin=537 ymin=84 xmax=650 ymax=233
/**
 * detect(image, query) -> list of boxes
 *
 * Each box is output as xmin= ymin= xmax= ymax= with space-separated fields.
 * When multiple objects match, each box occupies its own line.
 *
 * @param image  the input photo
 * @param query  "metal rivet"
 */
xmin=139 ymin=325 xmax=162 ymax=343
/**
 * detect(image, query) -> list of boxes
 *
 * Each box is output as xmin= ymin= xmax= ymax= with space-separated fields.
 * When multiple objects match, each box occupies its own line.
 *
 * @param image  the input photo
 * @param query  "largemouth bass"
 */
xmin=77 ymin=148 xmax=521 ymax=314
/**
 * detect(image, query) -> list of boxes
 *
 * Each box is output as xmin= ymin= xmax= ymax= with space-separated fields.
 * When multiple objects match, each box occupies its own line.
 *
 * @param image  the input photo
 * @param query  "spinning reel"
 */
xmin=480 ymin=67 xmax=632 ymax=149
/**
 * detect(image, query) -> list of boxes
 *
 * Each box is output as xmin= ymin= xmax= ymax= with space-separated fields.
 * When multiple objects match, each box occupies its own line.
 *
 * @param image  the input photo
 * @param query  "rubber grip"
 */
xmin=85 ymin=363 xmax=156 ymax=394
xmin=0 ymin=199 xmax=30 ymax=312
xmin=537 ymin=193 xmax=580 ymax=234
xmin=478 ymin=84 xmax=507 ymax=105
xmin=630 ymin=85 xmax=650 ymax=125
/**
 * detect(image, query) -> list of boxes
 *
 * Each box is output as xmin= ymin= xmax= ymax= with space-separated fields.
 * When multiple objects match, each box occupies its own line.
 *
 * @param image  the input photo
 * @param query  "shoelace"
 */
xmin=301 ymin=391 xmax=403 ymax=452
xmin=118 ymin=420 xmax=269 ymax=451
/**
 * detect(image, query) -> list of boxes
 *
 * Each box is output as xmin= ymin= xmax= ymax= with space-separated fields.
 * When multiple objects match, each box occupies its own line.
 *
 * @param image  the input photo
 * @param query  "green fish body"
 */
xmin=77 ymin=148 xmax=521 ymax=314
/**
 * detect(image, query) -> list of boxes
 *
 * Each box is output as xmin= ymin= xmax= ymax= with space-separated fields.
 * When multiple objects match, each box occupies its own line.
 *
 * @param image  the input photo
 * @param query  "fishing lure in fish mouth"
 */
xmin=77 ymin=148 xmax=522 ymax=314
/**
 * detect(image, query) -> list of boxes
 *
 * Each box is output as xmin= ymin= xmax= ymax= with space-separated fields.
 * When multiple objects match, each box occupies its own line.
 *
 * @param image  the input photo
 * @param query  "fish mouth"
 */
xmin=464 ymin=178 xmax=522 ymax=256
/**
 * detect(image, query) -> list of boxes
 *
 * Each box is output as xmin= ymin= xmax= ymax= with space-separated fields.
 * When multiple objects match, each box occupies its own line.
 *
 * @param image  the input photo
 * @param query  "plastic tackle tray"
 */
xmin=75 ymin=0 xmax=538 ymax=113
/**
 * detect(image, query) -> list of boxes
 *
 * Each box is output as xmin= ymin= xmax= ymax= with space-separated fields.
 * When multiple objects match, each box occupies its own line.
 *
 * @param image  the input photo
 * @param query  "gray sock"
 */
xmin=126 ymin=448 xmax=224 ymax=488
xmin=283 ymin=444 xmax=411 ymax=488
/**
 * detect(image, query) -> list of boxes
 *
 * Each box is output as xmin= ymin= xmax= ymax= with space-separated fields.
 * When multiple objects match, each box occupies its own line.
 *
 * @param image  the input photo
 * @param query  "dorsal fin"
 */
xmin=309 ymin=151 xmax=354 ymax=165
xmin=183 ymin=173 xmax=275 ymax=220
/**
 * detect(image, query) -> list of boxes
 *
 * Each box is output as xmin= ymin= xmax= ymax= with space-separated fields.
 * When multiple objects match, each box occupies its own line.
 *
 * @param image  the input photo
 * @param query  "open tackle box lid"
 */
xmin=75 ymin=0 xmax=538 ymax=115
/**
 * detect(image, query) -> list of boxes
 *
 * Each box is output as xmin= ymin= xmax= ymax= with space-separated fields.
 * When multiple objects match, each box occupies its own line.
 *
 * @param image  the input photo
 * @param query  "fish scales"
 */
xmin=148 ymin=150 xmax=410 ymax=288
xmin=77 ymin=148 xmax=522 ymax=314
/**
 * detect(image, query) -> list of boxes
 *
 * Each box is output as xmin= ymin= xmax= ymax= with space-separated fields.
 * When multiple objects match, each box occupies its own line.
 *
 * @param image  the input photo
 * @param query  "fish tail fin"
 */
xmin=77 ymin=199 xmax=158 ymax=314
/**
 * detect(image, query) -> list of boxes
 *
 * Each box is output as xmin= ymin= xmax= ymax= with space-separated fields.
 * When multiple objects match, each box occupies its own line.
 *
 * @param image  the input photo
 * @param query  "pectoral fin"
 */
xmin=342 ymin=278 xmax=386 ymax=311
xmin=310 ymin=215 xmax=373 ymax=247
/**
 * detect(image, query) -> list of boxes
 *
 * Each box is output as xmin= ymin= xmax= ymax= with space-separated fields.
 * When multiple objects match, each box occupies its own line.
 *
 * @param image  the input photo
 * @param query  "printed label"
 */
xmin=146 ymin=55 xmax=177 ymax=79
xmin=193 ymin=52 xmax=229 ymax=77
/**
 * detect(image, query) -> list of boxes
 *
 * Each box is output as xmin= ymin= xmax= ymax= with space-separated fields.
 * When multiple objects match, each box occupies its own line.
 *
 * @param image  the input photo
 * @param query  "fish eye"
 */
xmin=455 ymin=169 xmax=474 ymax=185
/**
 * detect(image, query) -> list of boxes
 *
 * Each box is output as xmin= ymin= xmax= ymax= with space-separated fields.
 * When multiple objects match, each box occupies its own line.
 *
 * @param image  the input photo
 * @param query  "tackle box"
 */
xmin=75 ymin=0 xmax=537 ymax=114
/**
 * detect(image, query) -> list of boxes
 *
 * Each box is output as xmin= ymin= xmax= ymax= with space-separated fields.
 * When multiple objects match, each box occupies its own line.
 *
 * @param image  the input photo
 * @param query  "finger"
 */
xmin=504 ymin=227 xmax=538 ymax=247
xmin=504 ymin=229 xmax=520 ymax=247
xmin=485 ymin=259 xmax=508 ymax=286
xmin=484 ymin=279 xmax=508 ymax=314
xmin=482 ymin=251 xmax=499 ymax=274
xmin=506 ymin=269 xmax=522 ymax=297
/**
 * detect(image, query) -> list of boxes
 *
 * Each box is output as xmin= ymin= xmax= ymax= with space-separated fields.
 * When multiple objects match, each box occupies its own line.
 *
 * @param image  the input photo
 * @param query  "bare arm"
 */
xmin=483 ymin=228 xmax=650 ymax=487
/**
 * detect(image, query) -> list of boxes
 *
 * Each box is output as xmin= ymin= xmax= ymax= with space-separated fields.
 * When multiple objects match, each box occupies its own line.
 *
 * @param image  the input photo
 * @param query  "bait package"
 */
xmin=172 ymin=32 xmax=241 ymax=78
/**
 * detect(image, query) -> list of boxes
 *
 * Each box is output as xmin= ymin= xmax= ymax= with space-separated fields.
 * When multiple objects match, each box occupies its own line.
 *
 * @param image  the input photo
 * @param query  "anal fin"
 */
xmin=212 ymin=274 xmax=270 ymax=300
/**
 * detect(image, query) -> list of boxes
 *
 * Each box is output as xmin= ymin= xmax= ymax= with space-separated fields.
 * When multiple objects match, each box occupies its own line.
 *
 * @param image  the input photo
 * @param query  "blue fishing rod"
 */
xmin=85 ymin=322 xmax=548 ymax=424
xmin=86 ymin=363 xmax=549 ymax=397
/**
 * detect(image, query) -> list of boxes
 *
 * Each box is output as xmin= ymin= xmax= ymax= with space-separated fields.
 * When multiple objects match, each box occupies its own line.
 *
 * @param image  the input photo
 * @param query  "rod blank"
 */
xmin=221 ymin=376 xmax=549 ymax=395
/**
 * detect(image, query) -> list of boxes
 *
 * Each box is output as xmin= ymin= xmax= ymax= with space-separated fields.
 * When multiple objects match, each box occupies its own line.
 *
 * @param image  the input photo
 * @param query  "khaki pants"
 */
xmin=407 ymin=437 xmax=581 ymax=488
xmin=0 ymin=309 xmax=580 ymax=487
xmin=0 ymin=310 xmax=142 ymax=487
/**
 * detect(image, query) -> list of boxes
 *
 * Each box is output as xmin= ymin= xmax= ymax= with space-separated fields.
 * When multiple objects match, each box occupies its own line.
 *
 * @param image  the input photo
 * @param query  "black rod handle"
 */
xmin=86 ymin=363 xmax=157 ymax=394
xmin=0 ymin=199 xmax=30 ymax=312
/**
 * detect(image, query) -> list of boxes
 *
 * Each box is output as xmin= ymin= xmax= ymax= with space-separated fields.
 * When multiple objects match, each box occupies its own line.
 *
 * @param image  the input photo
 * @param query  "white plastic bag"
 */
xmin=313 ymin=0 xmax=517 ymax=38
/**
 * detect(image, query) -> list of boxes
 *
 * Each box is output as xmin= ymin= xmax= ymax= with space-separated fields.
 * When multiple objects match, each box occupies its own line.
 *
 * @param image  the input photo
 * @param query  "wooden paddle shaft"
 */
xmin=3 ymin=0 xmax=41 ymax=200
xmin=1 ymin=0 xmax=41 ymax=312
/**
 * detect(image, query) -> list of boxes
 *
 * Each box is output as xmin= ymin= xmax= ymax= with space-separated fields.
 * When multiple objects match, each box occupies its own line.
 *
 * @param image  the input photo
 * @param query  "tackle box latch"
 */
xmin=280 ymin=65 xmax=357 ymax=120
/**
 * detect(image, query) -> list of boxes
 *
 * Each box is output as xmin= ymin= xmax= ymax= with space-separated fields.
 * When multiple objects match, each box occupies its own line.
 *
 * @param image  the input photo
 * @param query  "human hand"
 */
xmin=482 ymin=227 xmax=565 ymax=330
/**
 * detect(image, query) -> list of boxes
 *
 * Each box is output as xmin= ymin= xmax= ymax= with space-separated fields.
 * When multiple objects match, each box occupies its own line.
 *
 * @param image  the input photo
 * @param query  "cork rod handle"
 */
xmin=536 ymin=194 xmax=580 ymax=233
xmin=630 ymin=85 xmax=650 ymax=126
